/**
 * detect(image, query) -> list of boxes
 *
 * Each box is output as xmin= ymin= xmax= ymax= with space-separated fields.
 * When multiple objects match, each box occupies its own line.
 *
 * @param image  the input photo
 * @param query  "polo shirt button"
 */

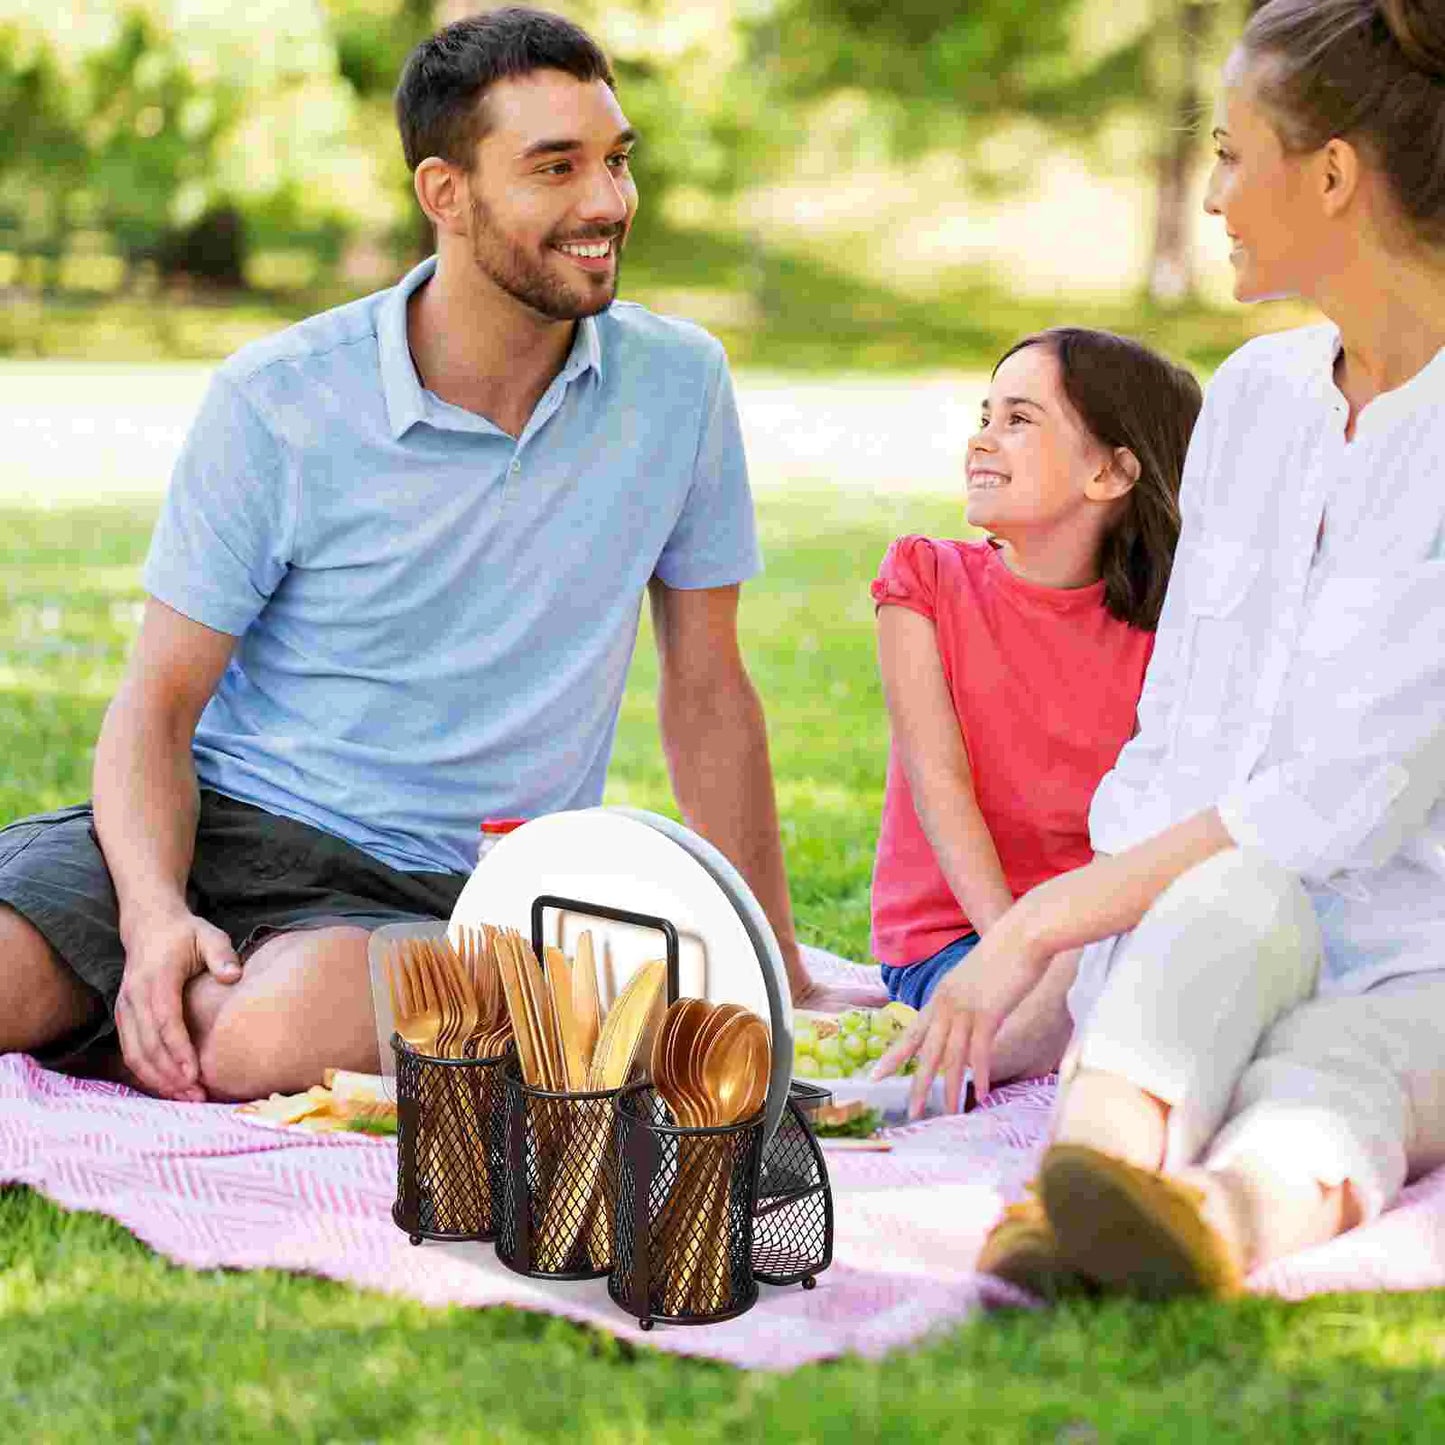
xmin=509 ymin=459 xmax=521 ymax=473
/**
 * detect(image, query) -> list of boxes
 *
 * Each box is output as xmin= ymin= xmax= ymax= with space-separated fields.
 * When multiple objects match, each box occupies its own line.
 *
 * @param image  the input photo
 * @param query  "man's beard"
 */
xmin=469 ymin=196 xmax=624 ymax=321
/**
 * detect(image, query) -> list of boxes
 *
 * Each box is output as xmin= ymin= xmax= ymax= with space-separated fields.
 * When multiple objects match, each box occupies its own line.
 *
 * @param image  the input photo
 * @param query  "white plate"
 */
xmin=612 ymin=806 xmax=793 ymax=1139
xmin=811 ymin=1073 xmax=951 ymax=1124
xmin=447 ymin=808 xmax=790 ymax=1143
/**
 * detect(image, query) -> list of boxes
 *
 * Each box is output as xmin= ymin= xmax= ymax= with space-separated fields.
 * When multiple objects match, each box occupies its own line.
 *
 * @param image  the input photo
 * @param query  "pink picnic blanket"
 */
xmin=2 ymin=950 xmax=1442 ymax=1370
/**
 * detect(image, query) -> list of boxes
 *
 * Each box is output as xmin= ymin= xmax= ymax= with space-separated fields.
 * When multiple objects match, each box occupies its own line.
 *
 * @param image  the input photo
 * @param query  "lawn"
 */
xmin=2 ymin=488 xmax=1443 ymax=1442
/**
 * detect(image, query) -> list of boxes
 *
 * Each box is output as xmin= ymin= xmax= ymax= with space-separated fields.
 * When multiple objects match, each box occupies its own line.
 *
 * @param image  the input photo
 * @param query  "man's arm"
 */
xmin=648 ymin=579 xmax=813 ymax=1003
xmin=92 ymin=598 xmax=241 ymax=1101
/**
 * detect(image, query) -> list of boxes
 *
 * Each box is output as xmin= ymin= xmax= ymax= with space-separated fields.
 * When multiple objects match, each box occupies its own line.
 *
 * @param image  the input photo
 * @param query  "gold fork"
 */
xmin=387 ymin=940 xmax=444 ymax=1056
xmin=462 ymin=930 xmax=514 ymax=1057
xmin=434 ymin=937 xmax=480 ymax=1059
xmin=421 ymin=941 xmax=464 ymax=1058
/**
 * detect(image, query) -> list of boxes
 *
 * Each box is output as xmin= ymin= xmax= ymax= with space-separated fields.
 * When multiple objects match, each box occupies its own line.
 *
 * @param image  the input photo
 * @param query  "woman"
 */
xmin=876 ymin=0 xmax=1445 ymax=1299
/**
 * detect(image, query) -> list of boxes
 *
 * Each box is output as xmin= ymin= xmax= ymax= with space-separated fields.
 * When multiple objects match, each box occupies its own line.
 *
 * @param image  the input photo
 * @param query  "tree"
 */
xmin=3 ymin=0 xmax=372 ymax=292
xmin=1143 ymin=0 xmax=1224 ymax=303
xmin=755 ymin=0 xmax=1239 ymax=304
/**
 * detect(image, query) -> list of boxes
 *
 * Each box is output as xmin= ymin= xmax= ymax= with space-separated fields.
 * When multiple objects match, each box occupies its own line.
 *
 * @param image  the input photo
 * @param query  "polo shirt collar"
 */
xmin=378 ymin=256 xmax=434 ymax=440
xmin=379 ymin=255 xmax=604 ymax=440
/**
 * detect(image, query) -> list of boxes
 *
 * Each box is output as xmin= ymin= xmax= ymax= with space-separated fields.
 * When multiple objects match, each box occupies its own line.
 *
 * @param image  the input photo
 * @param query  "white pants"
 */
xmin=1059 ymin=849 xmax=1445 ymax=1219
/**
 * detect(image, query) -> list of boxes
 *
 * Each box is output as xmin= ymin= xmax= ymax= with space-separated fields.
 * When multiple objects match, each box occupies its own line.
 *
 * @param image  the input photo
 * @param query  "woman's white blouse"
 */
xmin=1072 ymin=323 xmax=1445 ymax=1021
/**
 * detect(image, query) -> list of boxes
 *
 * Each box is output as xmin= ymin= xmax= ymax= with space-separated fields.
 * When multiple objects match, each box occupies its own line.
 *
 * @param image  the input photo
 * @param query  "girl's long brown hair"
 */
xmin=994 ymin=328 xmax=1203 ymax=632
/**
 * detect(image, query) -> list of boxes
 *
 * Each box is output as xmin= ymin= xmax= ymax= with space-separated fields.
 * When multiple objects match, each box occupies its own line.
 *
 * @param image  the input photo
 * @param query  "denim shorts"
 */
xmin=0 ymin=790 xmax=468 ymax=1057
xmin=880 ymin=931 xmax=982 ymax=1010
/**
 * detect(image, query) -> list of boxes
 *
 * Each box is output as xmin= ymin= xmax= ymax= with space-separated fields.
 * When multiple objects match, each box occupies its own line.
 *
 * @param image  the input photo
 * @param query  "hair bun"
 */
xmin=1378 ymin=0 xmax=1445 ymax=78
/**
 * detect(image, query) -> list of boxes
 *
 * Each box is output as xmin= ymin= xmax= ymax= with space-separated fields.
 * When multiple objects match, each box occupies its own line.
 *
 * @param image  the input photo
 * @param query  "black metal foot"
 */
xmin=639 ymin=1317 xmax=654 ymax=1331
xmin=801 ymin=1274 xmax=817 ymax=1290
xmin=409 ymin=1234 xmax=423 ymax=1246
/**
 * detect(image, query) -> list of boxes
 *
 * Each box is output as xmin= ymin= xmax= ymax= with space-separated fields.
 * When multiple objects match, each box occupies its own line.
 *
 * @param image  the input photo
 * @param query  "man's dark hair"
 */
xmin=395 ymin=7 xmax=615 ymax=172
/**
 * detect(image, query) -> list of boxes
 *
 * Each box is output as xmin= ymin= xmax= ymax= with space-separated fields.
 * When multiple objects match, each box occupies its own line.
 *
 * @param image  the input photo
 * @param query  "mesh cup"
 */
xmin=609 ymin=1085 xmax=765 ymax=1328
xmin=493 ymin=1060 xmax=623 ymax=1280
xmin=753 ymin=1085 xmax=834 ymax=1285
xmin=392 ymin=1038 xmax=509 ymax=1243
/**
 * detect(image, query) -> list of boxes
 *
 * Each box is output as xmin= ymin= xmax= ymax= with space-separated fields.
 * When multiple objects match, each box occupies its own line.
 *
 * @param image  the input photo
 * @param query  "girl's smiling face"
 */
xmin=965 ymin=344 xmax=1122 ymax=540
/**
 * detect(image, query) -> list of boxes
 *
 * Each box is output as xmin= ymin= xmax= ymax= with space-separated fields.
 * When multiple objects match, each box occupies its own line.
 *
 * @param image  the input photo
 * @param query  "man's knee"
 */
xmin=0 ymin=905 xmax=101 ymax=1053
xmin=192 ymin=925 xmax=377 ymax=1100
xmin=194 ymin=1003 xmax=285 ymax=1102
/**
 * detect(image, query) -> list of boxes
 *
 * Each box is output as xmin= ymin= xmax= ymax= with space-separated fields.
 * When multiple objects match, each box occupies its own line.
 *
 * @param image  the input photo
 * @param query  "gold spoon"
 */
xmin=688 ymin=1013 xmax=772 ymax=1311
xmin=683 ymin=1002 xmax=746 ymax=1125
xmin=663 ymin=998 xmax=714 ymax=1126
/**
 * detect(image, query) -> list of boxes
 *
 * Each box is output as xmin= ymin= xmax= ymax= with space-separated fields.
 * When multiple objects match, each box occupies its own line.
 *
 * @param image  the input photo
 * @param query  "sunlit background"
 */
xmin=1 ymin=0 xmax=1312 ymax=378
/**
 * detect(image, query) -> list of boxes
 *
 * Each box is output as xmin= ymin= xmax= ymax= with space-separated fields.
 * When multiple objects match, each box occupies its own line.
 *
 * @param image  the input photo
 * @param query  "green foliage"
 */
xmin=0 ymin=23 xmax=87 ymax=258
xmin=75 ymin=9 xmax=241 ymax=267
xmin=760 ymin=0 xmax=1086 ymax=155
xmin=771 ymin=0 xmax=1079 ymax=108
xmin=0 ymin=2 xmax=370 ymax=286
xmin=323 ymin=0 xmax=431 ymax=99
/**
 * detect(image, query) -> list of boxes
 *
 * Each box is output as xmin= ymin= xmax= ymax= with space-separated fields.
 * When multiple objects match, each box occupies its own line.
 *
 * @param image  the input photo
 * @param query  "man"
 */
xmin=0 ymin=7 xmax=814 ymax=1104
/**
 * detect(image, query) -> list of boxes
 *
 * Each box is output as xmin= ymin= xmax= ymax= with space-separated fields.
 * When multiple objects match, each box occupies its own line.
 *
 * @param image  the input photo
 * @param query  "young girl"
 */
xmin=870 ymin=330 xmax=1202 ymax=1083
xmin=880 ymin=0 xmax=1445 ymax=1301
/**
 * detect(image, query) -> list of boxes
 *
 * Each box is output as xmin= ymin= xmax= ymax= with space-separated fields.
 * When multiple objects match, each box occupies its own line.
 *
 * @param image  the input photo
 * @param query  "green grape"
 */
xmin=815 ymin=1035 xmax=842 ymax=1065
xmin=817 ymin=1060 xmax=845 ymax=1079
xmin=838 ymin=1009 xmax=869 ymax=1036
xmin=840 ymin=1032 xmax=868 ymax=1064
xmin=879 ymin=1002 xmax=917 ymax=1036
xmin=793 ymin=1053 xmax=822 ymax=1080
xmin=865 ymin=1033 xmax=886 ymax=1060
xmin=794 ymin=1021 xmax=818 ymax=1051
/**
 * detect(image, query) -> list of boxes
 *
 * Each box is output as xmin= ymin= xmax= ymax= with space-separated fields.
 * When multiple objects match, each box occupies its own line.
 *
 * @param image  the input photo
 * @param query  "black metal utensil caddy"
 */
xmin=610 ymin=1078 xmax=833 ymax=1328
xmin=390 ymin=893 xmax=835 ymax=1326
xmin=494 ymin=1061 xmax=624 ymax=1278
xmin=493 ymin=896 xmax=680 ymax=1280
xmin=392 ymin=1040 xmax=509 ymax=1243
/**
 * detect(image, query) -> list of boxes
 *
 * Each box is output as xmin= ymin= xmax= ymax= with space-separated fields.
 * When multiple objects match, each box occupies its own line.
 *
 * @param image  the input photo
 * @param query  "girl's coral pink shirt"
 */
xmin=870 ymin=535 xmax=1154 ymax=967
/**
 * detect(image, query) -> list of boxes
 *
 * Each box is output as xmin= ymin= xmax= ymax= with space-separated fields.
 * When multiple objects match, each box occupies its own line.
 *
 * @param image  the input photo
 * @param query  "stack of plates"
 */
xmin=446 ymin=807 xmax=794 ymax=1143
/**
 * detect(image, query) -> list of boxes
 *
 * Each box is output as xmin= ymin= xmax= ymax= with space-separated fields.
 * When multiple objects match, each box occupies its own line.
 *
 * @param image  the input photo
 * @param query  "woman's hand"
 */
xmin=872 ymin=907 xmax=1052 ymax=1118
xmin=873 ymin=813 xmax=1237 ymax=1120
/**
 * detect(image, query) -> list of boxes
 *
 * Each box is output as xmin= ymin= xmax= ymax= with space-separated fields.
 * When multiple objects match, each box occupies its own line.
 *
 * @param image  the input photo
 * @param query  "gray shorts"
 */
xmin=0 ymin=790 xmax=468 ymax=1057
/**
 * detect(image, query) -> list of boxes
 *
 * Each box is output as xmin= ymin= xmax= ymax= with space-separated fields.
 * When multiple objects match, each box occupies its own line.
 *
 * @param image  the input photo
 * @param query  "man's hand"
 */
xmin=872 ymin=907 xmax=1051 ymax=1117
xmin=114 ymin=910 xmax=241 ymax=1101
xmin=782 ymin=940 xmax=828 ymax=1008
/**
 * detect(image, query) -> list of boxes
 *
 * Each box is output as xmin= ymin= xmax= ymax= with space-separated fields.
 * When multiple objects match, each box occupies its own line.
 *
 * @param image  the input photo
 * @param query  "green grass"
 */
xmin=0 ymin=225 xmax=1309 ymax=374
xmin=2 ymin=489 xmax=1443 ymax=1442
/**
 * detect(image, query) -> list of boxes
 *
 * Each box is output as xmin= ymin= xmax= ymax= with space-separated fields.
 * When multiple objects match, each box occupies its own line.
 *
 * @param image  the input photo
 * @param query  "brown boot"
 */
xmin=977 ymin=1193 xmax=1094 ymax=1303
xmin=1039 ymin=1142 xmax=1243 ymax=1300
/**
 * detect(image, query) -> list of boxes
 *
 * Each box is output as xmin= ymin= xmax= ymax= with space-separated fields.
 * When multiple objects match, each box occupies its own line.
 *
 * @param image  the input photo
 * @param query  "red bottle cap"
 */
xmin=480 ymin=817 xmax=527 ymax=834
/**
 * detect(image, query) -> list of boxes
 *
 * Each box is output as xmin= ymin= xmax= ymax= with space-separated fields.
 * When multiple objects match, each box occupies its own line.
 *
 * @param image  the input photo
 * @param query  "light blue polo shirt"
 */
xmin=142 ymin=257 xmax=762 ymax=875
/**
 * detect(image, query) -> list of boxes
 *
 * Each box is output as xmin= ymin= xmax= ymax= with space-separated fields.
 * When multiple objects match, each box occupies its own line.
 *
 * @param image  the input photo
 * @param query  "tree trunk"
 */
xmin=1147 ymin=0 xmax=1212 ymax=304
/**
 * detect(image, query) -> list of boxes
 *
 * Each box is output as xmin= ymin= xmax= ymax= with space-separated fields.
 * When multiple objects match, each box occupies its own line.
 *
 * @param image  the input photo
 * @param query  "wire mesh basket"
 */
xmin=494 ymin=1059 xmax=623 ymax=1280
xmin=609 ymin=1085 xmax=766 ymax=1328
xmin=753 ymin=1082 xmax=834 ymax=1285
xmin=392 ymin=1037 xmax=509 ymax=1244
